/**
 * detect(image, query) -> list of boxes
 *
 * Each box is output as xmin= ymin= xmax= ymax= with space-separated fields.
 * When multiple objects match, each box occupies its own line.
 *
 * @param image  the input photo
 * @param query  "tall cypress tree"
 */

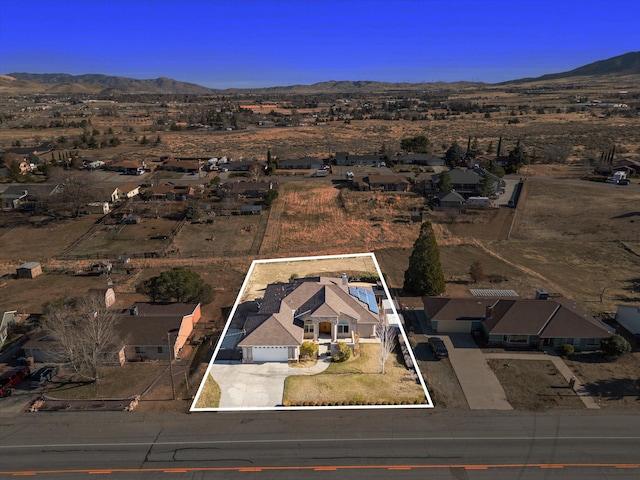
xmin=403 ymin=222 xmax=446 ymax=296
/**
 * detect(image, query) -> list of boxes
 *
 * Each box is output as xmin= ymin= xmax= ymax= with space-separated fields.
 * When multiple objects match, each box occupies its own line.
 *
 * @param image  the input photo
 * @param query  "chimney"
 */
xmin=485 ymin=305 xmax=494 ymax=320
xmin=341 ymin=273 xmax=348 ymax=285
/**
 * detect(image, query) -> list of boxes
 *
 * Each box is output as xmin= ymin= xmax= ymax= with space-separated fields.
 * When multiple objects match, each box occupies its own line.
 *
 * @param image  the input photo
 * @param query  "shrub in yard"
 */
xmin=601 ymin=334 xmax=632 ymax=358
xmin=332 ymin=342 xmax=352 ymax=362
xmin=300 ymin=341 xmax=318 ymax=359
xmin=561 ymin=344 xmax=575 ymax=357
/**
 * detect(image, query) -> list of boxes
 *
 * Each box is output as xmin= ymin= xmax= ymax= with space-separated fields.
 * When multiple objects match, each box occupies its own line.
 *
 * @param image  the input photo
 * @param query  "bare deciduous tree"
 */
xmin=247 ymin=162 xmax=264 ymax=182
xmin=47 ymin=169 xmax=97 ymax=217
xmin=375 ymin=318 xmax=398 ymax=374
xmin=44 ymin=294 xmax=122 ymax=382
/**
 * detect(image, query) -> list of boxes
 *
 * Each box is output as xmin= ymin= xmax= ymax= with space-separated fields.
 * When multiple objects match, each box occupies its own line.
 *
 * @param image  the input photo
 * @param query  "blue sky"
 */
xmin=1 ymin=0 xmax=638 ymax=88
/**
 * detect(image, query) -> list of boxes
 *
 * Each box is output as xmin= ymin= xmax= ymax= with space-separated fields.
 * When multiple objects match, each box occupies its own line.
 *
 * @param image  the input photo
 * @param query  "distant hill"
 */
xmin=3 ymin=52 xmax=639 ymax=95
xmin=505 ymin=51 xmax=640 ymax=84
xmin=6 ymin=73 xmax=215 ymax=95
xmin=222 ymin=80 xmax=485 ymax=95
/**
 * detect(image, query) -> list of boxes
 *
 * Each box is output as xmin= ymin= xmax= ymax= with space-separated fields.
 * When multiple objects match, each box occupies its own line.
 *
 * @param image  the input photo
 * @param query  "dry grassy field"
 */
xmin=260 ymin=181 xmax=423 ymax=257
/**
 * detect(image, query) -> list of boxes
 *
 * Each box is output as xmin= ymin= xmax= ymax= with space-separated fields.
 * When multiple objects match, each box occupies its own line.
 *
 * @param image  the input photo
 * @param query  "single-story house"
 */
xmin=365 ymin=174 xmax=410 ymax=192
xmin=615 ymin=305 xmax=640 ymax=336
xmin=117 ymin=183 xmax=140 ymax=200
xmin=436 ymin=189 xmax=465 ymax=209
xmin=120 ymin=302 xmax=201 ymax=360
xmin=22 ymin=301 xmax=201 ymax=363
xmin=277 ymin=157 xmax=324 ymax=170
xmin=2 ymin=184 xmax=60 ymax=210
xmin=1 ymin=186 xmax=29 ymax=209
xmin=431 ymin=169 xmax=481 ymax=197
xmin=335 ymin=152 xmax=384 ymax=166
xmin=16 ymin=262 xmax=42 ymax=279
xmin=158 ymin=158 xmax=200 ymax=173
xmin=143 ymin=184 xmax=194 ymax=201
xmin=424 ymin=297 xmax=612 ymax=350
xmin=237 ymin=277 xmax=381 ymax=363
xmin=85 ymin=202 xmax=110 ymax=214
xmin=106 ymin=159 xmax=146 ymax=175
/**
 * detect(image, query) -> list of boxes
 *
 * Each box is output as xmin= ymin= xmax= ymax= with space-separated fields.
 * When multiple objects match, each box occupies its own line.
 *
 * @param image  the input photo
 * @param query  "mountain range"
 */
xmin=2 ymin=51 xmax=638 ymax=95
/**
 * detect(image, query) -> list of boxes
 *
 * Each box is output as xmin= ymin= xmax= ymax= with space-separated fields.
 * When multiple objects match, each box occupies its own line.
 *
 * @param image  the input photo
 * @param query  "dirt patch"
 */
xmin=488 ymin=359 xmax=585 ymax=411
xmin=408 ymin=331 xmax=468 ymax=409
xmin=564 ymin=352 xmax=640 ymax=410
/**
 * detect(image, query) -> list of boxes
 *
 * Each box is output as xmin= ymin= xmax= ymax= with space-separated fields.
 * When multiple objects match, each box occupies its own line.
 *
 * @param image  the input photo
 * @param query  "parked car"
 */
xmin=0 ymin=366 xmax=31 ymax=397
xmin=30 ymin=366 xmax=58 ymax=388
xmin=428 ymin=337 xmax=449 ymax=359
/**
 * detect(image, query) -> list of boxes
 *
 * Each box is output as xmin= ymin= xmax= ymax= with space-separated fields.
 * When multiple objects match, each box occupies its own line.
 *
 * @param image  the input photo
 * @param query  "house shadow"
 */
xmin=583 ymin=378 xmax=640 ymax=401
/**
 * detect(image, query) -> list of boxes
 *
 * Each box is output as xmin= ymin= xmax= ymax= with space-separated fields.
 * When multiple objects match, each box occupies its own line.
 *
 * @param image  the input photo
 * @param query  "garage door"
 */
xmin=436 ymin=320 xmax=472 ymax=334
xmin=252 ymin=346 xmax=289 ymax=362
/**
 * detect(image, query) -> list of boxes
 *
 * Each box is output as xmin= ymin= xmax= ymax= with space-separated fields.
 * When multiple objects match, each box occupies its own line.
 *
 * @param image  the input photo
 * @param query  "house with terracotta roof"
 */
xmin=236 ymin=277 xmax=382 ymax=363
xmin=23 ymin=301 xmax=201 ymax=363
xmin=423 ymin=297 xmax=612 ymax=350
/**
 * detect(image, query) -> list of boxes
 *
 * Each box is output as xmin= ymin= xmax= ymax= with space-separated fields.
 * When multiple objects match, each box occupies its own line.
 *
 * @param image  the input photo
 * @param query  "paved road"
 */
xmin=1 ymin=410 xmax=639 ymax=478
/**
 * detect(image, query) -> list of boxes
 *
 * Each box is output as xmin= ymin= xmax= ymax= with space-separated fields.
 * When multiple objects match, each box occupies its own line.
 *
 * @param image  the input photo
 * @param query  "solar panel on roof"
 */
xmin=348 ymin=286 xmax=379 ymax=313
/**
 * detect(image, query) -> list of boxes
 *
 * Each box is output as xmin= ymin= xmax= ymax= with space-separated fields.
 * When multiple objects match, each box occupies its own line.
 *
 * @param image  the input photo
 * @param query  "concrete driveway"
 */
xmin=442 ymin=334 xmax=512 ymax=410
xmin=209 ymin=358 xmax=331 ymax=409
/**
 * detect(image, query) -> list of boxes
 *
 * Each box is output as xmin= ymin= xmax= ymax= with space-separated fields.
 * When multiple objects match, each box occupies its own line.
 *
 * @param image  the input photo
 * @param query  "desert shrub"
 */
xmin=300 ymin=341 xmax=318 ymax=359
xmin=601 ymin=334 xmax=632 ymax=358
xmin=332 ymin=342 xmax=352 ymax=362
xmin=561 ymin=344 xmax=575 ymax=357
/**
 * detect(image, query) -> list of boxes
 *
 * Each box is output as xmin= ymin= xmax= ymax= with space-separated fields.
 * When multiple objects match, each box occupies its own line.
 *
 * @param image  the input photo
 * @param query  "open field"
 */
xmin=260 ymin=182 xmax=423 ymax=256
xmin=70 ymin=217 xmax=178 ymax=256
xmin=283 ymin=344 xmax=427 ymax=405
xmin=488 ymin=359 xmax=585 ymax=411
xmin=174 ymin=215 xmax=266 ymax=257
xmin=0 ymin=214 xmax=98 ymax=264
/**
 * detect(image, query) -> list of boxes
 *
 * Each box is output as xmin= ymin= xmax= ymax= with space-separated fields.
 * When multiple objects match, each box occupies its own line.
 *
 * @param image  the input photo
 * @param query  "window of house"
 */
xmin=304 ymin=322 xmax=314 ymax=334
xmin=135 ymin=347 xmax=142 ymax=354
xmin=337 ymin=321 xmax=349 ymax=334
xmin=157 ymin=346 xmax=163 ymax=354
xmin=510 ymin=335 xmax=528 ymax=343
xmin=586 ymin=338 xmax=598 ymax=346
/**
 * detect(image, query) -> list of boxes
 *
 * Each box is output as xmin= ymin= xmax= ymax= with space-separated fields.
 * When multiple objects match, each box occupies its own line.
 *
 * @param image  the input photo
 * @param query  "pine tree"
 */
xmin=403 ymin=222 xmax=445 ymax=296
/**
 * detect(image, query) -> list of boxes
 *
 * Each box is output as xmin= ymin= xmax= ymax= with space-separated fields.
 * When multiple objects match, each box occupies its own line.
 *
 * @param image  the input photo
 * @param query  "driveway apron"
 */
xmin=210 ymin=358 xmax=331 ymax=408
xmin=443 ymin=334 xmax=512 ymax=410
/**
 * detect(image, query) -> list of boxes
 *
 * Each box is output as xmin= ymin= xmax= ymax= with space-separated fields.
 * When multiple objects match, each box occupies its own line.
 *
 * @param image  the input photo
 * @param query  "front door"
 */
xmin=319 ymin=322 xmax=331 ymax=334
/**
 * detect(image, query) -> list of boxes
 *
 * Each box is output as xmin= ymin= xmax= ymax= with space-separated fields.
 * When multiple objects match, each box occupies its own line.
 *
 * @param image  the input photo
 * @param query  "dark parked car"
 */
xmin=30 ymin=366 xmax=58 ymax=388
xmin=428 ymin=337 xmax=449 ymax=359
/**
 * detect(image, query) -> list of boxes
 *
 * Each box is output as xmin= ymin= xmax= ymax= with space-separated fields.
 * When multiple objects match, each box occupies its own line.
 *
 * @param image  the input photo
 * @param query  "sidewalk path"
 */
xmin=443 ymin=335 xmax=513 ymax=410
xmin=484 ymin=350 xmax=600 ymax=409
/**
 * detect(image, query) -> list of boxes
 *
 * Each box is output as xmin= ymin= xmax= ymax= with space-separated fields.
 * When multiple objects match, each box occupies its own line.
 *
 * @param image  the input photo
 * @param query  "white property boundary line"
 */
xmin=190 ymin=252 xmax=434 ymax=411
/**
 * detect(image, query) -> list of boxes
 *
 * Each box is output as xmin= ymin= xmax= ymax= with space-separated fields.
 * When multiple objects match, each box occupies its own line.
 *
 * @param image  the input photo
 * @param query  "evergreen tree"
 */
xmin=438 ymin=170 xmax=453 ymax=191
xmin=445 ymin=141 xmax=465 ymax=168
xmin=403 ymin=222 xmax=445 ymax=296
